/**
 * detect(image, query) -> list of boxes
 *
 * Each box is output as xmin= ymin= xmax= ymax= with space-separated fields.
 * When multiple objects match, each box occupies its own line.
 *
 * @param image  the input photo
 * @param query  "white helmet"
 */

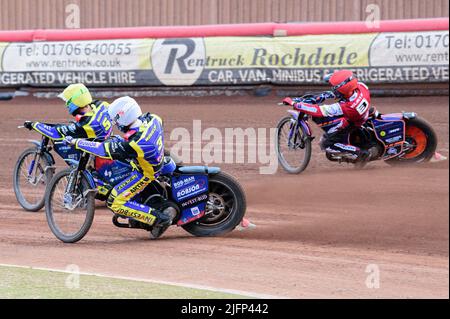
xmin=108 ymin=96 xmax=142 ymax=132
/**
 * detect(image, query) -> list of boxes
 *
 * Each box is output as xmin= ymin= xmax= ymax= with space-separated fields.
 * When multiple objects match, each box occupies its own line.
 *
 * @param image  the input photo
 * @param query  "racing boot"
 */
xmin=150 ymin=202 xmax=179 ymax=239
xmin=354 ymin=147 xmax=378 ymax=168
xmin=358 ymin=149 xmax=371 ymax=162
xmin=359 ymin=146 xmax=379 ymax=162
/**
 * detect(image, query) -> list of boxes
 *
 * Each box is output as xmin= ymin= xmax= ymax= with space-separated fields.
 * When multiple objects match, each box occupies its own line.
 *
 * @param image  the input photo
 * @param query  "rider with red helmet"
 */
xmin=283 ymin=70 xmax=372 ymax=162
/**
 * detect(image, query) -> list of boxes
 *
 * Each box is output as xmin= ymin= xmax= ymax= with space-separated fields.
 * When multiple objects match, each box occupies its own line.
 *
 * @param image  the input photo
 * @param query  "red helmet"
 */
xmin=328 ymin=70 xmax=358 ymax=98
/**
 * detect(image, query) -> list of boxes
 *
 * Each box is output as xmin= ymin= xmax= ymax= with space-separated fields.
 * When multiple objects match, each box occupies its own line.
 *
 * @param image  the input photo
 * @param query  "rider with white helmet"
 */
xmin=67 ymin=96 xmax=177 ymax=238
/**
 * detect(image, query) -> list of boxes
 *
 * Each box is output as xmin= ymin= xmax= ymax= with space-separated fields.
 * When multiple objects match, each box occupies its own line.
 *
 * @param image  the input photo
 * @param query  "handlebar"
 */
xmin=278 ymin=92 xmax=326 ymax=106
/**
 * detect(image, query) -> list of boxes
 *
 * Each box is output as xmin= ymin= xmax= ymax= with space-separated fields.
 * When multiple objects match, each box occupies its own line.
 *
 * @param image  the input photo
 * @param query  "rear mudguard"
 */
xmin=287 ymin=110 xmax=312 ymax=136
xmin=380 ymin=112 xmax=417 ymax=121
xmin=176 ymin=166 xmax=220 ymax=175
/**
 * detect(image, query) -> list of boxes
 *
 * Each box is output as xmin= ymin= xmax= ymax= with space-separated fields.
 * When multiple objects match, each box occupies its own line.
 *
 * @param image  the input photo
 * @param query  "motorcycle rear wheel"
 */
xmin=182 ymin=172 xmax=246 ymax=237
xmin=386 ymin=117 xmax=437 ymax=165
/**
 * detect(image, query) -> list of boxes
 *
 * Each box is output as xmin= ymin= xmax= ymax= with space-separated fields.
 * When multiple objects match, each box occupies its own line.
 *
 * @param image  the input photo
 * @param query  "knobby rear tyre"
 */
xmin=182 ymin=172 xmax=246 ymax=237
xmin=386 ymin=117 xmax=437 ymax=165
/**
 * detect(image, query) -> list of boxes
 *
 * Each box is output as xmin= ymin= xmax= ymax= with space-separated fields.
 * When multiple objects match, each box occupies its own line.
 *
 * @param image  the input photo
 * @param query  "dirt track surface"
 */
xmin=0 ymin=95 xmax=448 ymax=298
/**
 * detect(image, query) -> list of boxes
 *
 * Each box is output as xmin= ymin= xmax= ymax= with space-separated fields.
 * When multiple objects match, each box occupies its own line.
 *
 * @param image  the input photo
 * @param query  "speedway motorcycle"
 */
xmin=13 ymin=123 xmax=130 ymax=211
xmin=275 ymin=93 xmax=438 ymax=174
xmin=13 ymin=122 xmax=182 ymax=212
xmin=44 ymin=145 xmax=247 ymax=243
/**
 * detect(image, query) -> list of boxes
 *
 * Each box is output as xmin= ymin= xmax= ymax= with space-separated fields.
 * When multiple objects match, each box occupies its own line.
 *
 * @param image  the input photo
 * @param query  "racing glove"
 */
xmin=302 ymin=91 xmax=336 ymax=105
xmin=323 ymin=91 xmax=336 ymax=99
xmin=64 ymin=136 xmax=77 ymax=145
xmin=23 ymin=121 xmax=34 ymax=130
xmin=282 ymin=97 xmax=294 ymax=106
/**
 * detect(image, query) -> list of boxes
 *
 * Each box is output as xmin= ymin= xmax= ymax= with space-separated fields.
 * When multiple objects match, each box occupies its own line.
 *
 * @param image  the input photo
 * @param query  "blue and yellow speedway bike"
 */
xmin=43 ymin=141 xmax=247 ymax=243
xmin=13 ymin=122 xmax=130 ymax=211
xmin=275 ymin=93 xmax=438 ymax=174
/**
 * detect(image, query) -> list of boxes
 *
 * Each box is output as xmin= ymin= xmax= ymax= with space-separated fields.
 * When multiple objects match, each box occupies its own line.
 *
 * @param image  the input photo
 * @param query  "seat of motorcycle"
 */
xmin=177 ymin=166 xmax=220 ymax=174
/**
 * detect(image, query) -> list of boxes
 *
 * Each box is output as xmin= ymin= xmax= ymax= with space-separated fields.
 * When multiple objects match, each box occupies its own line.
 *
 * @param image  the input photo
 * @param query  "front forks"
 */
xmin=27 ymin=137 xmax=55 ymax=185
xmin=287 ymin=118 xmax=312 ymax=150
xmin=27 ymin=152 xmax=50 ymax=186
xmin=63 ymin=155 xmax=97 ymax=210
xmin=63 ymin=170 xmax=92 ymax=210
xmin=27 ymin=152 xmax=40 ymax=184
xmin=63 ymin=170 xmax=80 ymax=210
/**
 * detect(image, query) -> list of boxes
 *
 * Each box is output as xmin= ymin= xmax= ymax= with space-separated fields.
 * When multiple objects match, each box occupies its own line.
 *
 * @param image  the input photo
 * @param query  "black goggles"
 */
xmin=331 ymin=76 xmax=354 ymax=92
xmin=112 ymin=114 xmax=128 ymax=132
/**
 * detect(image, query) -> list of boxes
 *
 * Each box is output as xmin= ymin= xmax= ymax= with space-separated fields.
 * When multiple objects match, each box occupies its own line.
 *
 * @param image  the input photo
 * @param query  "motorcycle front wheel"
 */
xmin=276 ymin=116 xmax=312 ymax=174
xmin=13 ymin=148 xmax=53 ymax=212
xmin=45 ymin=169 xmax=96 ymax=243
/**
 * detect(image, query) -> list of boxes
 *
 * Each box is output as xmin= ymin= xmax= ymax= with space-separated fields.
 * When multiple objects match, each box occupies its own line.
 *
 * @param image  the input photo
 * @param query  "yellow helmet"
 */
xmin=58 ymin=83 xmax=93 ymax=115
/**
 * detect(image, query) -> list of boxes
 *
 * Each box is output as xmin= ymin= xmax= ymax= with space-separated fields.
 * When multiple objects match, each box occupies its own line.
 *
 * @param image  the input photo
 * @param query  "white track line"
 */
xmin=0 ymin=263 xmax=286 ymax=299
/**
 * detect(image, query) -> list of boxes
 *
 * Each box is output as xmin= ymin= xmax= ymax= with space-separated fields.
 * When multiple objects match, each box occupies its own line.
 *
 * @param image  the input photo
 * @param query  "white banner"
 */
xmin=2 ymin=39 xmax=148 ymax=72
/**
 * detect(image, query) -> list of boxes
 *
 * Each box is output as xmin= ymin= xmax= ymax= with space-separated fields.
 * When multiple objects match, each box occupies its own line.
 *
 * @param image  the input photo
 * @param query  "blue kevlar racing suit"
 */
xmin=30 ymin=100 xmax=112 ymax=141
xmin=73 ymin=113 xmax=165 ymax=226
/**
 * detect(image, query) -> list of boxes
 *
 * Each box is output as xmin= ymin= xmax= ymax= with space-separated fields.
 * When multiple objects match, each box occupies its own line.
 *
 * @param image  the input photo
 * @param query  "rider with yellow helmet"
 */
xmin=24 ymin=83 xmax=112 ymax=140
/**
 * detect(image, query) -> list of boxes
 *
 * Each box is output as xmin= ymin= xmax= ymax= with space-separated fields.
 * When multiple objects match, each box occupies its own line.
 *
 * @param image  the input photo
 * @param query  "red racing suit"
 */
xmin=292 ymin=83 xmax=371 ymax=159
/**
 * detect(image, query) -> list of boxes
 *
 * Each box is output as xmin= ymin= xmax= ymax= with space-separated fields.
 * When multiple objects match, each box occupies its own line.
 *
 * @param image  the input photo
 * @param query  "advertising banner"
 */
xmin=0 ymin=30 xmax=448 ymax=87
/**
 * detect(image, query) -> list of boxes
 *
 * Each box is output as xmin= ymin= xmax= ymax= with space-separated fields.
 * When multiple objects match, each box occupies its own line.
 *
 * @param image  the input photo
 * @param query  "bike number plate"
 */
xmin=171 ymin=174 xmax=209 ymax=225
xmin=53 ymin=142 xmax=81 ymax=162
